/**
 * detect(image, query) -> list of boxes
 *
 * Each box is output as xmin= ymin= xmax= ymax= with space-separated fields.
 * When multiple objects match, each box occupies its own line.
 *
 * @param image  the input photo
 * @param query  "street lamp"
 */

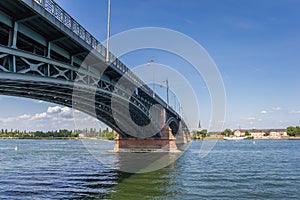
xmin=162 ymin=79 xmax=169 ymax=108
xmin=148 ymin=59 xmax=155 ymax=97
xmin=105 ymin=0 xmax=111 ymax=63
xmin=166 ymin=79 xmax=169 ymax=107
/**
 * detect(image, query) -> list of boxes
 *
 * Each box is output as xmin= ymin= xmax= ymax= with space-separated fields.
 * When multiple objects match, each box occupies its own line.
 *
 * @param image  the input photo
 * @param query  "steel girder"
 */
xmin=0 ymin=46 xmax=163 ymax=136
xmin=0 ymin=0 xmax=188 ymax=137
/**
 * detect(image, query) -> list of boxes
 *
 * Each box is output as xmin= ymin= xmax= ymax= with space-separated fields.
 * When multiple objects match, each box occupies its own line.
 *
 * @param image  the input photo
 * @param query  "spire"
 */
xmin=198 ymin=120 xmax=202 ymax=131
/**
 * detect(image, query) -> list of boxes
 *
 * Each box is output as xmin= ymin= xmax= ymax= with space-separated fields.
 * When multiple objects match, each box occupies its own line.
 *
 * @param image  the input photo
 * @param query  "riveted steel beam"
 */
xmin=16 ymin=15 xmax=39 ymax=23
xmin=0 ymin=10 xmax=13 ymax=27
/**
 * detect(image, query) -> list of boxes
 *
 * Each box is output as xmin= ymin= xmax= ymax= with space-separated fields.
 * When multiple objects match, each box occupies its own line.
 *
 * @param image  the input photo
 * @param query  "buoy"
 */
xmin=253 ymin=141 xmax=256 ymax=145
xmin=14 ymin=146 xmax=19 ymax=151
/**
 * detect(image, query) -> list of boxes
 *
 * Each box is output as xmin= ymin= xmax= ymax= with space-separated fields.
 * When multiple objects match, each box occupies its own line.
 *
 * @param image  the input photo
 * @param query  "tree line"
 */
xmin=0 ymin=128 xmax=117 ymax=140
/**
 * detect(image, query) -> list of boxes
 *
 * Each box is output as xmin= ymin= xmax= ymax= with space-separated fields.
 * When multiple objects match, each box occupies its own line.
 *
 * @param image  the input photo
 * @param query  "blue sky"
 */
xmin=1 ymin=0 xmax=300 ymax=131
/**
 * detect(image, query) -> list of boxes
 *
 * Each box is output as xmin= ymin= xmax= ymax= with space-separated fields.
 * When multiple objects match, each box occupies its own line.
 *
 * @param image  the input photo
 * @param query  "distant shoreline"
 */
xmin=195 ymin=136 xmax=300 ymax=141
xmin=0 ymin=137 xmax=114 ymax=141
xmin=0 ymin=137 xmax=79 ymax=140
xmin=1 ymin=136 xmax=300 ymax=141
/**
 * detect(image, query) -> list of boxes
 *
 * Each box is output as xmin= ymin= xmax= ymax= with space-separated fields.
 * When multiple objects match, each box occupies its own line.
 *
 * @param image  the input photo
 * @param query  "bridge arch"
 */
xmin=0 ymin=70 xmax=157 ymax=137
xmin=0 ymin=0 xmax=188 ymax=141
xmin=165 ymin=117 xmax=179 ymax=136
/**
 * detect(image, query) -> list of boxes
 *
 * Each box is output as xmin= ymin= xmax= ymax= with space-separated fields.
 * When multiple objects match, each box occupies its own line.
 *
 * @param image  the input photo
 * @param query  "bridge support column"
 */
xmin=114 ymin=126 xmax=179 ymax=152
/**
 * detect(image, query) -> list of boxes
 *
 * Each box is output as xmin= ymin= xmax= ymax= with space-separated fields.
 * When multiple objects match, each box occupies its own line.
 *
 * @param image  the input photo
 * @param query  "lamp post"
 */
xmin=161 ymin=79 xmax=169 ymax=108
xmin=105 ymin=0 xmax=111 ymax=63
xmin=165 ymin=79 xmax=169 ymax=108
xmin=148 ymin=59 xmax=155 ymax=97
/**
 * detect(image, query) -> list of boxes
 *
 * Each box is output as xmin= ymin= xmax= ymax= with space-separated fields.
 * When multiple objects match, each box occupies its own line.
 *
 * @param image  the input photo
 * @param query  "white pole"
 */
xmin=148 ymin=59 xmax=155 ymax=97
xmin=166 ymin=79 xmax=169 ymax=108
xmin=152 ymin=60 xmax=155 ymax=97
xmin=106 ymin=0 xmax=111 ymax=63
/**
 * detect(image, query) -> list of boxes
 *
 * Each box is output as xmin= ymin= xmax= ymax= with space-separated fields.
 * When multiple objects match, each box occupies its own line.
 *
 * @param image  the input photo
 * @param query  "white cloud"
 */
xmin=272 ymin=107 xmax=282 ymax=111
xmin=32 ymin=112 xmax=47 ymax=120
xmin=47 ymin=106 xmax=62 ymax=113
xmin=1 ymin=117 xmax=15 ymax=123
xmin=247 ymin=117 xmax=256 ymax=121
xmin=19 ymin=114 xmax=31 ymax=119
xmin=289 ymin=110 xmax=300 ymax=114
xmin=0 ymin=105 xmax=107 ymax=131
xmin=59 ymin=107 xmax=72 ymax=118
xmin=260 ymin=107 xmax=282 ymax=115
xmin=32 ymin=100 xmax=46 ymax=104
xmin=47 ymin=106 xmax=73 ymax=118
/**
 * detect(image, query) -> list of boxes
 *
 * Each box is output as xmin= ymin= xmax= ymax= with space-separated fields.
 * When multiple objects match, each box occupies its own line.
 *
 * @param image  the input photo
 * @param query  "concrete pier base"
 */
xmin=113 ymin=126 xmax=179 ymax=152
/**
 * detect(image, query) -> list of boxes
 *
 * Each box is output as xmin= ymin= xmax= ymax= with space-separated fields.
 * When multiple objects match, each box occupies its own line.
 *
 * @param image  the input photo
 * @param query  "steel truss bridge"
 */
xmin=0 ymin=0 xmax=190 ymax=142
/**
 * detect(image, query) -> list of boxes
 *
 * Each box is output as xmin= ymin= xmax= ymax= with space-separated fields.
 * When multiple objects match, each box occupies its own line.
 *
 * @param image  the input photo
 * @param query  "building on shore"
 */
xmin=269 ymin=129 xmax=288 ymax=138
xmin=233 ymin=129 xmax=287 ymax=139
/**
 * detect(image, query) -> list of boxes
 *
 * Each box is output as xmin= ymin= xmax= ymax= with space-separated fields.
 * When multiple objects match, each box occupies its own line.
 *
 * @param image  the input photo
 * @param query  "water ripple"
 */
xmin=0 ymin=139 xmax=299 ymax=199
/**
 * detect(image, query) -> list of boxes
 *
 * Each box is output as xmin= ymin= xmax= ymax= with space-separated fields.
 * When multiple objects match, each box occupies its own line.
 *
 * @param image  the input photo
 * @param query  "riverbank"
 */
xmin=0 ymin=137 xmax=80 ymax=140
xmin=2 ymin=136 xmax=300 ymax=141
xmin=287 ymin=136 xmax=300 ymax=140
xmin=194 ymin=136 xmax=300 ymax=141
xmin=0 ymin=137 xmax=115 ymax=141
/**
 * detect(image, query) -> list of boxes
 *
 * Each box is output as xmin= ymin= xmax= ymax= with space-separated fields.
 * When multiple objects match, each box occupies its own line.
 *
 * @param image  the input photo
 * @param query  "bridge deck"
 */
xmin=0 ymin=0 xmax=180 ymax=115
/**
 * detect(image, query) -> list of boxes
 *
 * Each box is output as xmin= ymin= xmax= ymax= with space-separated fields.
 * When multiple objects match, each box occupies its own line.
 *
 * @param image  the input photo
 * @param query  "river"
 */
xmin=0 ymin=139 xmax=299 ymax=199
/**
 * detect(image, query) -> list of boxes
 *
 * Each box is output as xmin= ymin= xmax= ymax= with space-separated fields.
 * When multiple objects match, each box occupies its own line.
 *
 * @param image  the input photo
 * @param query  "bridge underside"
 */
xmin=0 ymin=0 xmax=191 ymax=152
xmin=0 ymin=72 xmax=153 ymax=138
xmin=0 ymin=45 xmax=190 ymax=150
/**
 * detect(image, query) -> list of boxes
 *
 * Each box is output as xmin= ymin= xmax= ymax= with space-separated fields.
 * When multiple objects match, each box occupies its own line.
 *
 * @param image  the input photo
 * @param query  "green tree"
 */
xmin=296 ymin=126 xmax=300 ymax=136
xmin=198 ymin=129 xmax=208 ymax=138
xmin=191 ymin=130 xmax=198 ymax=140
xmin=245 ymin=130 xmax=250 ymax=136
xmin=71 ymin=131 xmax=79 ymax=138
xmin=223 ymin=129 xmax=232 ymax=136
xmin=287 ymin=126 xmax=297 ymax=136
xmin=264 ymin=132 xmax=270 ymax=136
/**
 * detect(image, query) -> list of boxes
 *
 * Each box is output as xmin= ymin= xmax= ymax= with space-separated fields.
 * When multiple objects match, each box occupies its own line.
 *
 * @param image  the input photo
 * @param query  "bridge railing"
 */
xmin=32 ymin=0 xmax=153 ymax=95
